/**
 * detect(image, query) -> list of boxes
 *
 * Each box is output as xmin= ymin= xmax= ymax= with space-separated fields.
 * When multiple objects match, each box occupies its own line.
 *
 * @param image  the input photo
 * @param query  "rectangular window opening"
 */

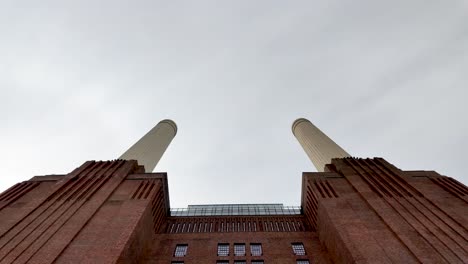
xmin=250 ymin=243 xmax=262 ymax=256
xmin=174 ymin=244 xmax=188 ymax=257
xmin=217 ymin=243 xmax=229 ymax=256
xmin=292 ymin=242 xmax=306 ymax=256
xmin=234 ymin=243 xmax=246 ymax=256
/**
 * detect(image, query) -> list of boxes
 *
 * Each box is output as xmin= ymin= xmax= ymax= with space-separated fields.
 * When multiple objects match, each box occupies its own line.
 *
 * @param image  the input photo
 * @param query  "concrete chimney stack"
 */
xmin=292 ymin=118 xmax=349 ymax=172
xmin=120 ymin=119 xmax=177 ymax=172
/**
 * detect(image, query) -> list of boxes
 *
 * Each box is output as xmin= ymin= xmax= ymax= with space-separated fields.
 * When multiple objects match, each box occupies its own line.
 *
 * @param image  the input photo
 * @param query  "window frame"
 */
xmin=173 ymin=244 xmax=188 ymax=257
xmin=234 ymin=243 xmax=246 ymax=256
xmin=250 ymin=243 xmax=263 ymax=256
xmin=217 ymin=243 xmax=230 ymax=256
xmin=291 ymin=242 xmax=306 ymax=256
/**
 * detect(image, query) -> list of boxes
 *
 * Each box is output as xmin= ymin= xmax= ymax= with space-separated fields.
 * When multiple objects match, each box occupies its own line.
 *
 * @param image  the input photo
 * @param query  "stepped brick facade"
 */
xmin=0 ymin=158 xmax=467 ymax=263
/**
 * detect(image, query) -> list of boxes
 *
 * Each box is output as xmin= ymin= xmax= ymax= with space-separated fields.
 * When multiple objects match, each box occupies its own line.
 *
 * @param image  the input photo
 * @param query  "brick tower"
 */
xmin=0 ymin=118 xmax=466 ymax=264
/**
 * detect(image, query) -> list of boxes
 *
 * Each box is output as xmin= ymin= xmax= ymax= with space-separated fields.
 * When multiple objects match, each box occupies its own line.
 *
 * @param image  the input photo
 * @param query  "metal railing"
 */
xmin=170 ymin=204 xmax=302 ymax=217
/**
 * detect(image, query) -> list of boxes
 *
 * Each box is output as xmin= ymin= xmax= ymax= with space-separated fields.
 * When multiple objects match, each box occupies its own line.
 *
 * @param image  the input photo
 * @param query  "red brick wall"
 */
xmin=0 ymin=157 xmax=466 ymax=263
xmin=164 ymin=216 xmax=308 ymax=234
xmin=0 ymin=160 xmax=165 ymax=264
xmin=303 ymin=157 xmax=468 ymax=263
xmin=146 ymin=232 xmax=331 ymax=264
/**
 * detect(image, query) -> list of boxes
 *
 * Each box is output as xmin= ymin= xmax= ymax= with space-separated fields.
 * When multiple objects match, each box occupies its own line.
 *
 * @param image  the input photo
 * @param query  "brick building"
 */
xmin=0 ymin=119 xmax=466 ymax=263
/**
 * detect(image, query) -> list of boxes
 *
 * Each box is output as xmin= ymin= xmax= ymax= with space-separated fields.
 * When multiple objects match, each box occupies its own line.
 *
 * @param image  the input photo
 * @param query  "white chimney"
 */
xmin=120 ymin=119 xmax=177 ymax=172
xmin=292 ymin=118 xmax=349 ymax=172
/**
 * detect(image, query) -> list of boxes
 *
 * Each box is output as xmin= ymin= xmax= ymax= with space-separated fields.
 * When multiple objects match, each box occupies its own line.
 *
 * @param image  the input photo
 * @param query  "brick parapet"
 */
xmin=164 ymin=215 xmax=309 ymax=234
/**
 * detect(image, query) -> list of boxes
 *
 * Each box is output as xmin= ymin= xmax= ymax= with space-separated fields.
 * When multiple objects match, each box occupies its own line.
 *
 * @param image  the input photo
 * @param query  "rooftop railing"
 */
xmin=170 ymin=204 xmax=302 ymax=217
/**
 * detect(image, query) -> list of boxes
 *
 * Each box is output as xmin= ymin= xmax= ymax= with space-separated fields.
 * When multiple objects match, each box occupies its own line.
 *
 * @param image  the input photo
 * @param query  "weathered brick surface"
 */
xmin=0 ymin=157 xmax=466 ymax=263
xmin=303 ymin=158 xmax=468 ymax=263
xmin=146 ymin=232 xmax=331 ymax=264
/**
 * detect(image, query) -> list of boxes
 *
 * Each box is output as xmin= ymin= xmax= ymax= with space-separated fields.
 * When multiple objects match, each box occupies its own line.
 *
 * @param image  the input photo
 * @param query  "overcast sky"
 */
xmin=0 ymin=1 xmax=467 ymax=207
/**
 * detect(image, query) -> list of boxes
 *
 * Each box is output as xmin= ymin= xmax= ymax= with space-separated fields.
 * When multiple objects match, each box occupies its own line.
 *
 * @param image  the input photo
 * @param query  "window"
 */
xmin=174 ymin=244 xmax=188 ymax=257
xmin=217 ymin=243 xmax=229 ymax=256
xmin=234 ymin=261 xmax=246 ymax=264
xmin=297 ymin=260 xmax=310 ymax=264
xmin=234 ymin=243 xmax=246 ymax=256
xmin=216 ymin=261 xmax=229 ymax=264
xmin=252 ymin=261 xmax=264 ymax=264
xmin=250 ymin=243 xmax=262 ymax=256
xmin=292 ymin=243 xmax=306 ymax=255
xmin=171 ymin=262 xmax=184 ymax=264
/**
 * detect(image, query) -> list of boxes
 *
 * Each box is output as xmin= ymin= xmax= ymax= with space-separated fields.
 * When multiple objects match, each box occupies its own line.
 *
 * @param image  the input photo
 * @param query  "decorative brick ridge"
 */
xmin=165 ymin=216 xmax=309 ymax=233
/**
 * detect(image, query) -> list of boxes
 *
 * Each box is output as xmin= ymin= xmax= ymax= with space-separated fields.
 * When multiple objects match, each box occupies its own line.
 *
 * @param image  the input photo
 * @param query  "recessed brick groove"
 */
xmin=0 ymin=182 xmax=39 ymax=211
xmin=165 ymin=216 xmax=307 ymax=234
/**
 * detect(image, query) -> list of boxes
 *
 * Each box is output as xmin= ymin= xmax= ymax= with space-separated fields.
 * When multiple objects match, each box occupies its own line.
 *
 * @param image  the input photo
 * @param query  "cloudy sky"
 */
xmin=0 ymin=1 xmax=467 ymax=207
